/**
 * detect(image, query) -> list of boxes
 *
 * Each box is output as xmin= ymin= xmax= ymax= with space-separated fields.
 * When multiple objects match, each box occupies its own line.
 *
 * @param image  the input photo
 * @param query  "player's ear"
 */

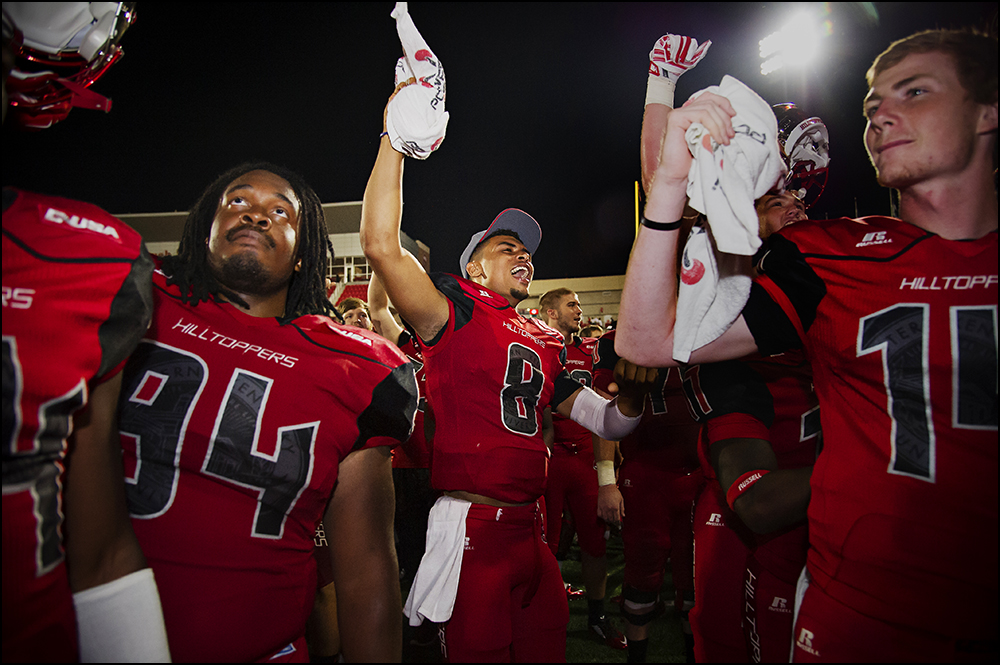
xmin=466 ymin=260 xmax=482 ymax=278
xmin=294 ymin=259 xmax=302 ymax=272
xmin=975 ymin=96 xmax=998 ymax=135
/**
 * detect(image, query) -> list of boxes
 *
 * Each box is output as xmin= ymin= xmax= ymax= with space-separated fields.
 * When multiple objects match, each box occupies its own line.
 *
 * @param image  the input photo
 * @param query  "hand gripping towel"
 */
xmin=386 ymin=2 xmax=449 ymax=160
xmin=684 ymin=75 xmax=785 ymax=256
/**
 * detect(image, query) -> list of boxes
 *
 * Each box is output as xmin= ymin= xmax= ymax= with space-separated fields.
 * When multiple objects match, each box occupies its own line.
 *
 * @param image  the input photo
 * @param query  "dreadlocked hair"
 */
xmin=161 ymin=162 xmax=338 ymax=324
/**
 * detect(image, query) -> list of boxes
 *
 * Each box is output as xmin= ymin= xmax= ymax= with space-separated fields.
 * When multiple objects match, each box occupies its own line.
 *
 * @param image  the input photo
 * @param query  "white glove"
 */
xmin=645 ymin=33 xmax=712 ymax=108
xmin=386 ymin=2 xmax=449 ymax=159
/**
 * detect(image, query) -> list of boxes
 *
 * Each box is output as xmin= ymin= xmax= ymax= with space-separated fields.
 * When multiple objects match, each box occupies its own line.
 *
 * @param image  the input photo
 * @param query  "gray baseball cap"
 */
xmin=459 ymin=209 xmax=542 ymax=278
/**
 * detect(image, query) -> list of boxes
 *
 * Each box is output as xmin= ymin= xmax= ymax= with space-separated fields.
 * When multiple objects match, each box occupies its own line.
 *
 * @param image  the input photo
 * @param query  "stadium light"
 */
xmin=759 ymin=10 xmax=831 ymax=76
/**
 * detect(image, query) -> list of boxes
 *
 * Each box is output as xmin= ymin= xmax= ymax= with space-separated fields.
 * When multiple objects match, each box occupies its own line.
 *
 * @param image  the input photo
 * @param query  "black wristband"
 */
xmin=640 ymin=214 xmax=683 ymax=231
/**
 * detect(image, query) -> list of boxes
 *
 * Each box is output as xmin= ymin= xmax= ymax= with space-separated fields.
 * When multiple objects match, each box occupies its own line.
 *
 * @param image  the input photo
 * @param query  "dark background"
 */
xmin=3 ymin=2 xmax=996 ymax=278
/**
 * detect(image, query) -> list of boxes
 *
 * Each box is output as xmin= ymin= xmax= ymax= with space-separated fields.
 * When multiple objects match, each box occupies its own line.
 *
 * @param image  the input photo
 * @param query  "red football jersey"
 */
xmin=392 ymin=331 xmax=430 ymax=469
xmin=593 ymin=329 xmax=701 ymax=470
xmin=746 ymin=217 xmax=998 ymax=635
xmin=742 ymin=350 xmax=819 ymax=469
xmin=422 ymin=274 xmax=580 ymax=504
xmin=2 ymin=188 xmax=153 ymax=661
xmin=688 ymin=350 xmax=819 ymax=473
xmin=119 ymin=266 xmax=417 ymax=661
xmin=551 ymin=336 xmax=598 ymax=455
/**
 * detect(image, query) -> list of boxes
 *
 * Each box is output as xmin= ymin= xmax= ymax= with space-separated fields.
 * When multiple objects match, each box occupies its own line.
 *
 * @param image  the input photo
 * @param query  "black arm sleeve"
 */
xmin=743 ymin=234 xmax=826 ymax=356
xmin=681 ymin=360 xmax=775 ymax=427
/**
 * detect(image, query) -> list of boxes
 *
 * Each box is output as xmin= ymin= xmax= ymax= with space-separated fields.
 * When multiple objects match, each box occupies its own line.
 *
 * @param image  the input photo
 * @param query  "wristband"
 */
xmin=73 ymin=568 xmax=171 ymax=662
xmin=640 ymin=214 xmax=683 ymax=231
xmin=379 ymin=131 xmax=389 ymax=138
xmin=596 ymin=460 xmax=616 ymax=487
xmin=645 ymin=74 xmax=676 ymax=108
xmin=726 ymin=469 xmax=770 ymax=511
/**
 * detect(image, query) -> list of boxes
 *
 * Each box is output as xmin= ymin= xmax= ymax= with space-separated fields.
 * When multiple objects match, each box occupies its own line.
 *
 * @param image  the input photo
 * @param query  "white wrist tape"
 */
xmin=645 ymin=75 xmax=676 ymax=108
xmin=596 ymin=460 xmax=616 ymax=487
xmin=73 ymin=568 xmax=171 ymax=662
xmin=569 ymin=386 xmax=642 ymax=441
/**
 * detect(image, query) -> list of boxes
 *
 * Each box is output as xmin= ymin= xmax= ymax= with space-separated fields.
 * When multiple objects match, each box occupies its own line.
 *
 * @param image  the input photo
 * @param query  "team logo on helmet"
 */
xmin=773 ymin=103 xmax=830 ymax=208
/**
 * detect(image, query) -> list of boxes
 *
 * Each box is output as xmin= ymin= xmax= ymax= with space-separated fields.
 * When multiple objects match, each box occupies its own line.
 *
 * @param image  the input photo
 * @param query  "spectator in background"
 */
xmin=339 ymin=296 xmax=374 ymax=330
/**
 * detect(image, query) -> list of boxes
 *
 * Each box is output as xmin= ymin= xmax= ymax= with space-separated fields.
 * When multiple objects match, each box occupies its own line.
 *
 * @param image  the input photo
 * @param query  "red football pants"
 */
xmin=690 ymin=481 xmax=753 ymax=663
xmin=545 ymin=449 xmax=607 ymax=558
xmin=619 ymin=460 xmax=702 ymax=599
xmin=443 ymin=502 xmax=569 ymax=663
xmin=744 ymin=523 xmax=808 ymax=663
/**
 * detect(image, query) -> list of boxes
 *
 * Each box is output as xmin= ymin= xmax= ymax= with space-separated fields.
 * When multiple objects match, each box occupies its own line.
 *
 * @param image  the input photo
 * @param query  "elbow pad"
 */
xmin=569 ymin=386 xmax=642 ymax=441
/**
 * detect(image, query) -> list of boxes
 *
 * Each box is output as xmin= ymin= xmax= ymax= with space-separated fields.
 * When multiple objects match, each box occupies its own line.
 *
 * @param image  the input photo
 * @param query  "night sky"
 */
xmin=3 ymin=2 xmax=996 ymax=278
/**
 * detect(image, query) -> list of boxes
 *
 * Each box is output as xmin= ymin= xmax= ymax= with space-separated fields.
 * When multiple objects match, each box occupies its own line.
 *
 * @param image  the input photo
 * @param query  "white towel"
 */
xmin=403 ymin=496 xmax=471 ymax=626
xmin=386 ymin=2 xmax=449 ymax=160
xmin=673 ymin=225 xmax=753 ymax=363
xmin=685 ymin=75 xmax=785 ymax=256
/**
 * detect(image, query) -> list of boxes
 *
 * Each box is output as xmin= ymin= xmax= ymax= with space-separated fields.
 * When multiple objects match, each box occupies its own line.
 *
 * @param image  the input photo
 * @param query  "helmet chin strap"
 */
xmin=56 ymin=76 xmax=112 ymax=112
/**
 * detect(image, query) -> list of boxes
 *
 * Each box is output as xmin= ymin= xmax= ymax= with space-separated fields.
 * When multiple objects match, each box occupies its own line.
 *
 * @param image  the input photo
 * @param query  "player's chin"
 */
xmin=874 ymin=163 xmax=919 ymax=190
xmin=510 ymin=287 xmax=529 ymax=302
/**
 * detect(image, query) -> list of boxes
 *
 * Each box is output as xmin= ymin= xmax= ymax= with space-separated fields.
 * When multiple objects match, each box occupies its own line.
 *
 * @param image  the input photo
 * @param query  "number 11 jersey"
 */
xmin=744 ymin=216 xmax=997 ymax=637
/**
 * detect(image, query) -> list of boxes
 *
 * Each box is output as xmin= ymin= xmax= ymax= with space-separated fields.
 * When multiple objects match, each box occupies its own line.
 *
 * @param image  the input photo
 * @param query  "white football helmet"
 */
xmin=2 ymin=2 xmax=136 ymax=129
xmin=773 ymin=102 xmax=830 ymax=208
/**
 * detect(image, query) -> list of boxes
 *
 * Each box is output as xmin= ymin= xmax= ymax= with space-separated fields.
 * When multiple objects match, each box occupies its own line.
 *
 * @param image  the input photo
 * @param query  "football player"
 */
xmin=618 ymin=28 xmax=997 ymax=662
xmin=361 ymin=83 xmax=655 ymax=661
xmin=539 ymin=288 xmax=627 ymax=650
xmin=684 ymin=169 xmax=819 ymax=662
xmin=117 ymin=162 xmax=418 ymax=661
xmin=2 ymin=3 xmax=170 ymax=661
xmin=592 ymin=328 xmax=703 ymax=665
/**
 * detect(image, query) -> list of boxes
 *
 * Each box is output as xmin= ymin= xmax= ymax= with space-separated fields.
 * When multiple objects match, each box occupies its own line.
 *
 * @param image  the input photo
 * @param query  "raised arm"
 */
xmin=325 ymin=446 xmax=401 ymax=662
xmin=617 ymin=92 xmax=759 ymax=367
xmin=640 ymin=104 xmax=672 ymax=195
xmin=641 ymin=33 xmax=713 ymax=195
xmin=368 ymin=270 xmax=405 ymax=344
xmin=359 ymin=105 xmax=449 ymax=343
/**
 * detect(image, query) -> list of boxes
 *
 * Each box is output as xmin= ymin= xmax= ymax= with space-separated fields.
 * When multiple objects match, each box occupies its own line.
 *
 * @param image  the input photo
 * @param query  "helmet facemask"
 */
xmin=3 ymin=2 xmax=136 ymax=129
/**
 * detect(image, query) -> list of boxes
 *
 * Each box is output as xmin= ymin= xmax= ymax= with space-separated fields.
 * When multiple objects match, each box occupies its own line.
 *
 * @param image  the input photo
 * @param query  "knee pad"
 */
xmin=623 ymin=585 xmax=659 ymax=605
xmin=622 ymin=585 xmax=661 ymax=627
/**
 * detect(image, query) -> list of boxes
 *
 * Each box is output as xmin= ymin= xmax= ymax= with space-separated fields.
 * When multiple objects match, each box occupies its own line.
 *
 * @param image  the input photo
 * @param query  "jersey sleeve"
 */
xmin=425 ymin=272 xmax=475 ymax=346
xmin=97 ymin=243 xmax=155 ymax=381
xmin=743 ymin=234 xmax=827 ymax=356
xmin=680 ymin=360 xmax=775 ymax=429
xmin=550 ymin=368 xmax=582 ymax=411
xmin=353 ymin=362 xmax=418 ymax=451
xmin=592 ymin=333 xmax=618 ymax=393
